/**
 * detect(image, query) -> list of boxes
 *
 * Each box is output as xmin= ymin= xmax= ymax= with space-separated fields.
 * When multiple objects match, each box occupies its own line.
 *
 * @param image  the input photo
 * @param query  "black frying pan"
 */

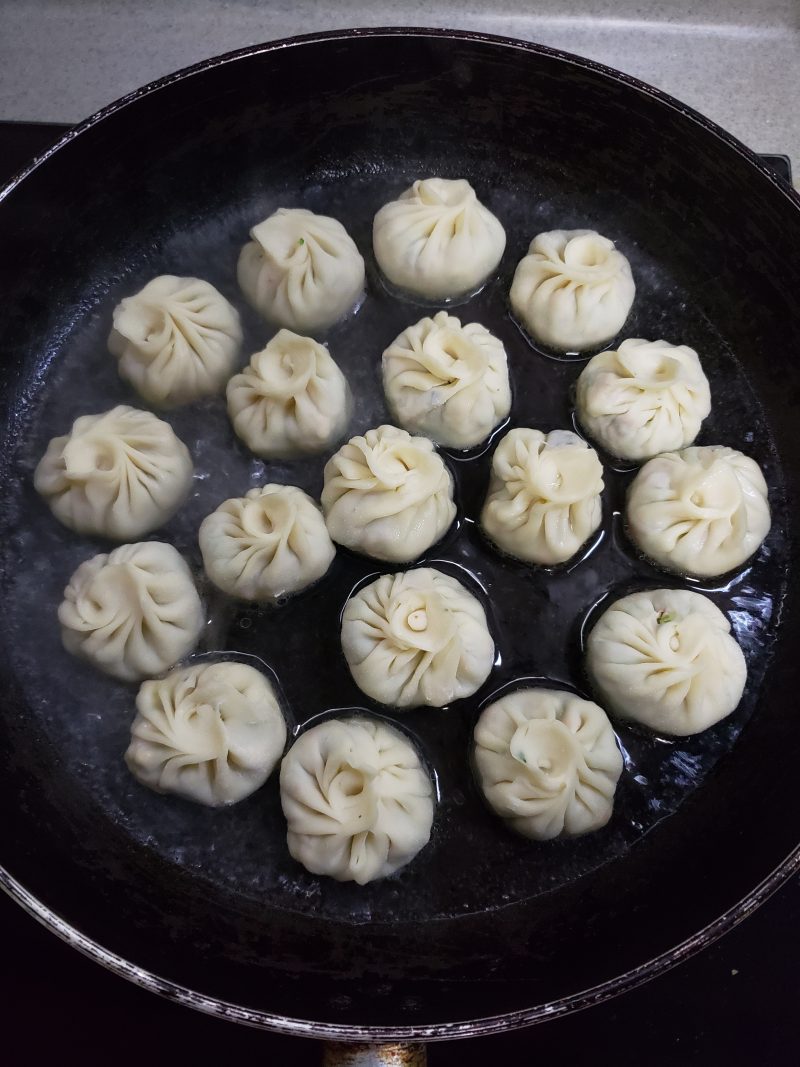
xmin=1 ymin=28 xmax=799 ymax=1047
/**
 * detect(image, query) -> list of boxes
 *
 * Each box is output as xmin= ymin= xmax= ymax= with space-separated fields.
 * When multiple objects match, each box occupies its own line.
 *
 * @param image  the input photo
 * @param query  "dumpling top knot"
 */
xmin=411 ymin=176 xmax=477 ymax=208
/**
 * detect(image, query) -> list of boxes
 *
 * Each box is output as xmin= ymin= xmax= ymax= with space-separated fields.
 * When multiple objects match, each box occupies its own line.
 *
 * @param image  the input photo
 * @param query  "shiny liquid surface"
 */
xmin=1 ymin=173 xmax=788 ymax=924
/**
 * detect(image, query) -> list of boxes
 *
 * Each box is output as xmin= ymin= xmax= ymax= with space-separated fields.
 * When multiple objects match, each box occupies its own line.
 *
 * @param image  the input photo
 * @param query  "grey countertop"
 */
xmin=1 ymin=0 xmax=799 ymax=170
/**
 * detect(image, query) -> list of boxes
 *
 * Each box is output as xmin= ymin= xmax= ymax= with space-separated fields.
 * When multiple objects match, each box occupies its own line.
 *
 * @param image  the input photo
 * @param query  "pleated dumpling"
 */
xmin=108 ymin=276 xmax=242 ymax=407
xmin=382 ymin=311 xmax=511 ymax=448
xmin=34 ymin=405 xmax=193 ymax=540
xmin=474 ymin=688 xmax=623 ymax=840
xmin=341 ymin=568 xmax=495 ymax=708
xmin=59 ymin=541 xmax=204 ymax=682
xmin=199 ymin=484 xmax=335 ymax=601
xmin=373 ymin=177 xmax=506 ymax=300
xmin=226 ymin=330 xmax=351 ymax=458
xmin=237 ymin=208 xmax=365 ymax=334
xmin=626 ymin=445 xmax=771 ymax=577
xmin=586 ymin=589 xmax=747 ymax=736
xmin=481 ymin=428 xmax=604 ymax=566
xmin=322 ymin=425 xmax=456 ymax=563
xmin=125 ymin=661 xmax=286 ymax=806
xmin=576 ymin=338 xmax=711 ymax=461
xmin=510 ymin=229 xmax=635 ymax=352
xmin=280 ymin=717 xmax=434 ymax=884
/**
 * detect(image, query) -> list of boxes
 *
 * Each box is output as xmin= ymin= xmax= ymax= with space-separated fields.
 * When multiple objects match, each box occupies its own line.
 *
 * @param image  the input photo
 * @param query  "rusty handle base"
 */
xmin=322 ymin=1042 xmax=427 ymax=1066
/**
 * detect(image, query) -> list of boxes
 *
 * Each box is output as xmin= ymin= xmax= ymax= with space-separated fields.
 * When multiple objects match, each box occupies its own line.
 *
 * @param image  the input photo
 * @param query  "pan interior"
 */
xmin=2 ymin=169 xmax=787 ymax=925
xmin=0 ymin=33 xmax=797 ymax=1028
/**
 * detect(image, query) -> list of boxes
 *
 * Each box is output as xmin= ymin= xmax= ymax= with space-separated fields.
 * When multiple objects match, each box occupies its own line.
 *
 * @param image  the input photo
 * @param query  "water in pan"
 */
xmin=0 ymin=171 xmax=788 ymax=926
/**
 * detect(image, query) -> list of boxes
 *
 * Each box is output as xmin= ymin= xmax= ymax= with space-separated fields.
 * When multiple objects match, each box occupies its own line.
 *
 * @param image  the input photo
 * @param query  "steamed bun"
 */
xmin=322 ymin=425 xmax=456 ymax=563
xmin=474 ymin=688 xmax=622 ymax=840
xmin=481 ymin=428 xmax=604 ymax=566
xmin=34 ymin=405 xmax=193 ymax=540
xmin=59 ymin=541 xmax=204 ymax=682
xmin=126 ymin=661 xmax=286 ymax=806
xmin=586 ymin=588 xmax=747 ymax=735
xmin=237 ymin=208 xmax=365 ymax=334
xmin=576 ymin=338 xmax=711 ymax=461
xmin=382 ymin=311 xmax=511 ymax=449
xmin=199 ymin=484 xmax=335 ymax=601
xmin=108 ymin=275 xmax=242 ymax=407
xmin=341 ymin=567 xmax=494 ymax=708
xmin=373 ymin=178 xmax=505 ymax=300
xmin=226 ymin=330 xmax=351 ymax=459
xmin=280 ymin=717 xmax=434 ymax=884
xmin=510 ymin=229 xmax=635 ymax=352
xmin=626 ymin=445 xmax=771 ymax=577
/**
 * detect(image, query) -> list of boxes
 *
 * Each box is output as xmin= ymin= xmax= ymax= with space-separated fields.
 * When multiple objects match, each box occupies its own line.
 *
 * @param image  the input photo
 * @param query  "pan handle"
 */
xmin=322 ymin=1042 xmax=427 ymax=1066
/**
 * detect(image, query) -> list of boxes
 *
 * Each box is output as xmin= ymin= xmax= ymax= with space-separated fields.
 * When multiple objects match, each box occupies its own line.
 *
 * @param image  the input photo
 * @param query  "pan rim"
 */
xmin=3 ymin=849 xmax=799 ymax=1040
xmin=2 ymin=23 xmax=800 ymax=1040
xmin=1 ymin=26 xmax=799 ymax=212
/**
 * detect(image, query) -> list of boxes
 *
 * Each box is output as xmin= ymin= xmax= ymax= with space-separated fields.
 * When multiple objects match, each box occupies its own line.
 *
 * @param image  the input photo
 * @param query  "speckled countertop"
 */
xmin=1 ymin=0 xmax=799 ymax=168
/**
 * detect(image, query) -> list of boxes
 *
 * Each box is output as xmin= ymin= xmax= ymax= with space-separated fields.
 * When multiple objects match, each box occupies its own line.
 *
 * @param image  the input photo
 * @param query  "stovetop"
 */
xmin=1 ymin=120 xmax=797 ymax=1066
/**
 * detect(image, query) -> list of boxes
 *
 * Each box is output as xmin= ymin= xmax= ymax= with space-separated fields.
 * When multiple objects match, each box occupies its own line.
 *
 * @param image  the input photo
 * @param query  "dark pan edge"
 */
xmin=3 ymin=24 xmax=800 ymax=1041
xmin=1 ymin=26 xmax=799 ymax=214
xmin=3 ymin=848 xmax=799 ymax=1041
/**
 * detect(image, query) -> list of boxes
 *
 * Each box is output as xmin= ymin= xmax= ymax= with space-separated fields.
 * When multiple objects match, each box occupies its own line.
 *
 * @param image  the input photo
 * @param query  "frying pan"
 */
xmin=1 ymin=27 xmax=800 ymax=1055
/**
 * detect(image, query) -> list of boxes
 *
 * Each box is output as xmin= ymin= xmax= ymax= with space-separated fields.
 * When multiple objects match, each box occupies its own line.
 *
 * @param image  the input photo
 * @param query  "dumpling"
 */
xmin=481 ymin=428 xmax=604 ymax=566
xmin=125 ymin=661 xmax=286 ymax=806
xmin=626 ymin=445 xmax=771 ymax=577
xmin=280 ymin=717 xmax=434 ymax=884
xmin=108 ymin=275 xmax=243 ymax=407
xmin=382 ymin=311 xmax=511 ymax=449
xmin=34 ymin=405 xmax=194 ymax=540
xmin=59 ymin=541 xmax=204 ymax=682
xmin=226 ymin=330 xmax=351 ymax=458
xmin=341 ymin=568 xmax=494 ymax=708
xmin=576 ymin=338 xmax=711 ymax=461
xmin=199 ymin=484 xmax=335 ymax=601
xmin=237 ymin=208 xmax=365 ymax=334
xmin=510 ymin=229 xmax=635 ymax=352
xmin=373 ymin=177 xmax=506 ymax=300
xmin=474 ymin=688 xmax=623 ymax=840
xmin=586 ymin=588 xmax=747 ymax=736
xmin=322 ymin=425 xmax=456 ymax=563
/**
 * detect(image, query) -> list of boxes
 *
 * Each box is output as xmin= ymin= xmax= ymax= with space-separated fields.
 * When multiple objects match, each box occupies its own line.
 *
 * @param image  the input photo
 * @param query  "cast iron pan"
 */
xmin=1 ymin=28 xmax=799 ymax=1043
